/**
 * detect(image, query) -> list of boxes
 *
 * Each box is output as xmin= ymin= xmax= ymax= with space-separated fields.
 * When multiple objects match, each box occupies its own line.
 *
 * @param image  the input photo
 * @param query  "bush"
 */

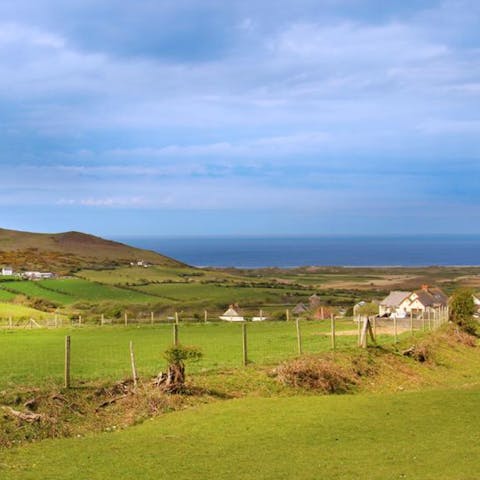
xmin=163 ymin=345 xmax=203 ymax=365
xmin=449 ymin=288 xmax=478 ymax=335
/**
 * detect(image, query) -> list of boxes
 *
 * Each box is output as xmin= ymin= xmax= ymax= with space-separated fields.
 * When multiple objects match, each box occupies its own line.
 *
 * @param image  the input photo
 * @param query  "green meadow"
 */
xmin=1 ymin=387 xmax=479 ymax=480
xmin=0 ymin=320 xmax=363 ymax=389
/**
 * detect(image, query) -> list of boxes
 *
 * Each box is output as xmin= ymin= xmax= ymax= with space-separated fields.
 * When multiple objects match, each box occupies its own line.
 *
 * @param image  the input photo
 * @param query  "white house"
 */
xmin=219 ymin=306 xmax=244 ymax=322
xmin=1 ymin=267 xmax=13 ymax=276
xmin=379 ymin=291 xmax=412 ymax=318
xmin=380 ymin=286 xmax=448 ymax=318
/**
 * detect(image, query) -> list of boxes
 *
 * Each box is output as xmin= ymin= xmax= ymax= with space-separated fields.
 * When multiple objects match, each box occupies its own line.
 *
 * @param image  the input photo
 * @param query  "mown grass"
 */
xmin=0 ymin=320 xmax=370 ymax=388
xmin=2 ymin=387 xmax=479 ymax=480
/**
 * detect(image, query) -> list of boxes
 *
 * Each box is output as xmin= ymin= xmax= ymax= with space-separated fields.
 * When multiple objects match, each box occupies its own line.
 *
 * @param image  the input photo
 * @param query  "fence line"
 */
xmin=0 ymin=307 xmax=453 ymax=390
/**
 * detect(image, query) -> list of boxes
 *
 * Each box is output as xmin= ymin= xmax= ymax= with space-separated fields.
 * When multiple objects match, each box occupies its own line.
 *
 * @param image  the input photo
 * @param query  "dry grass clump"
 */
xmin=448 ymin=326 xmax=478 ymax=347
xmin=275 ymin=357 xmax=357 ymax=394
xmin=402 ymin=342 xmax=433 ymax=363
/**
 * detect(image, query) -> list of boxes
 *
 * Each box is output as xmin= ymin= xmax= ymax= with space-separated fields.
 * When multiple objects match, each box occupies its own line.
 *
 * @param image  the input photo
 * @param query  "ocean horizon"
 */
xmin=115 ymin=235 xmax=480 ymax=268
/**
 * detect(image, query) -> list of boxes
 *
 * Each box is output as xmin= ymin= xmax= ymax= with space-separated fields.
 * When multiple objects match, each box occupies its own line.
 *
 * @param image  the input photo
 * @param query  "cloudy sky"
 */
xmin=1 ymin=0 xmax=479 ymax=235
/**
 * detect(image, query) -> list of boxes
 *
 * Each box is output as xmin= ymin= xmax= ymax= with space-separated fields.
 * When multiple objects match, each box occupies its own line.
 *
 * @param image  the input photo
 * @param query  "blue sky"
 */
xmin=0 ymin=0 xmax=479 ymax=236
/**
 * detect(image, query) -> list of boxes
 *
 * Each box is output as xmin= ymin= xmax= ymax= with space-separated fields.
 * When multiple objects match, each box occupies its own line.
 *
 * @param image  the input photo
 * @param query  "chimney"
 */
xmin=421 ymin=284 xmax=429 ymax=291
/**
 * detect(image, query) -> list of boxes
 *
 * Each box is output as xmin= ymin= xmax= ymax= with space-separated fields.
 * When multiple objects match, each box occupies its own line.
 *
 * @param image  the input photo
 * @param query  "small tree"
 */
xmin=357 ymin=302 xmax=379 ymax=317
xmin=449 ymin=288 xmax=477 ymax=335
xmin=155 ymin=345 xmax=202 ymax=393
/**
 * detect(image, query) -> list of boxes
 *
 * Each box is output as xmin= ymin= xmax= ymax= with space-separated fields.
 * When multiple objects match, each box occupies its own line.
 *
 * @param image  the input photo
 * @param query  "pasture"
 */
xmin=1 ymin=387 xmax=479 ymax=479
xmin=0 ymin=302 xmax=54 ymax=320
xmin=0 ymin=320 xmax=378 ymax=389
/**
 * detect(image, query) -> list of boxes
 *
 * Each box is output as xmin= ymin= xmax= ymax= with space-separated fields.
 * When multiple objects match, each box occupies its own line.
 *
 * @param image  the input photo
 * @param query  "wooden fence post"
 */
xmin=175 ymin=311 xmax=179 ymax=324
xmin=79 ymin=315 xmax=82 ymax=326
xmin=357 ymin=316 xmax=362 ymax=346
xmin=8 ymin=316 xmax=12 ymax=329
xmin=124 ymin=312 xmax=128 ymax=326
xmin=242 ymin=323 xmax=248 ymax=366
xmin=129 ymin=341 xmax=138 ymax=388
xmin=64 ymin=336 xmax=71 ymax=389
xmin=393 ymin=315 xmax=398 ymax=344
xmin=410 ymin=311 xmax=414 ymax=336
xmin=286 ymin=309 xmax=290 ymax=322
xmin=151 ymin=311 xmax=154 ymax=325
xmin=204 ymin=310 xmax=208 ymax=323
xmin=331 ymin=314 xmax=336 ymax=351
xmin=173 ymin=323 xmax=179 ymax=346
xmin=296 ymin=318 xmax=302 ymax=355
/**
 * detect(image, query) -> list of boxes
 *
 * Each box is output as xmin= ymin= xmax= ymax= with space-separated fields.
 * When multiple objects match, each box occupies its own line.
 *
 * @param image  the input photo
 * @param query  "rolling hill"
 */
xmin=0 ymin=228 xmax=185 ymax=272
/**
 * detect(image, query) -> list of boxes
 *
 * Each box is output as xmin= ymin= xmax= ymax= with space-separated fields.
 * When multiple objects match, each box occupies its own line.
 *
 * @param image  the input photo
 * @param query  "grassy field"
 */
xmin=39 ymin=279 xmax=157 ymax=304
xmin=0 ymin=320 xmax=371 ymax=388
xmin=0 ymin=302 xmax=54 ymax=320
xmin=132 ymin=282 xmax=308 ymax=306
xmin=2 ymin=387 xmax=479 ymax=479
xmin=0 ymin=280 xmax=73 ymax=305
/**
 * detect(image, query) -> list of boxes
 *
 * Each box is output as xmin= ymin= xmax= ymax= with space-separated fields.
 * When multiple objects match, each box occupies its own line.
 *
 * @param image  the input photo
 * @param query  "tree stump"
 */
xmin=155 ymin=363 xmax=186 ymax=393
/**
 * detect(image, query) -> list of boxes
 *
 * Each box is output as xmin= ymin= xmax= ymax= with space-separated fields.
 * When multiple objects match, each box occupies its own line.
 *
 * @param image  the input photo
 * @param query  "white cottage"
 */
xmin=1 ymin=267 xmax=13 ymax=276
xmin=219 ymin=306 xmax=244 ymax=322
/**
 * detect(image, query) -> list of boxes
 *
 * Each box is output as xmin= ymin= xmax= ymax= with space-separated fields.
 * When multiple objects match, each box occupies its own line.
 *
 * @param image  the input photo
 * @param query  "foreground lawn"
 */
xmin=2 ymin=387 xmax=479 ymax=479
xmin=0 ymin=320 xmax=365 ymax=388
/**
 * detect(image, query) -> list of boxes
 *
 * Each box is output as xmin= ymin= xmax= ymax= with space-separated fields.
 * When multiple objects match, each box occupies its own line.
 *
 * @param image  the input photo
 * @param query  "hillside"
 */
xmin=0 ymin=228 xmax=185 ymax=272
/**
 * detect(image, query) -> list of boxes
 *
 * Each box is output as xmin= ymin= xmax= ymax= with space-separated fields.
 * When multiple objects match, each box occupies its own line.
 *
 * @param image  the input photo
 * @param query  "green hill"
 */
xmin=0 ymin=228 xmax=185 ymax=272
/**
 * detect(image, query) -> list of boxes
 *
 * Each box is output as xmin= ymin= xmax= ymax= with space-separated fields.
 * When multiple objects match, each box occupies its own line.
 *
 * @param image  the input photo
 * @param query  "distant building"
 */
xmin=219 ymin=305 xmax=244 ymax=322
xmin=23 ymin=271 xmax=55 ymax=280
xmin=1 ymin=267 xmax=13 ymax=276
xmin=309 ymin=294 xmax=321 ymax=309
xmin=292 ymin=303 xmax=308 ymax=315
xmin=313 ymin=306 xmax=335 ymax=320
xmin=379 ymin=291 xmax=412 ymax=317
xmin=130 ymin=260 xmax=150 ymax=268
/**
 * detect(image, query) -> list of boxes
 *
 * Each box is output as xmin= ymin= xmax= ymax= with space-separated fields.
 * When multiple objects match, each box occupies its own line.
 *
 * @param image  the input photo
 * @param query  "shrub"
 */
xmin=449 ymin=288 xmax=478 ymax=335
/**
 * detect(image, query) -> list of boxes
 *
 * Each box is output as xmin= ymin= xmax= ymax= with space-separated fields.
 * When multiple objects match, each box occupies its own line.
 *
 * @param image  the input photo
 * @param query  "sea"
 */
xmin=115 ymin=235 xmax=480 ymax=268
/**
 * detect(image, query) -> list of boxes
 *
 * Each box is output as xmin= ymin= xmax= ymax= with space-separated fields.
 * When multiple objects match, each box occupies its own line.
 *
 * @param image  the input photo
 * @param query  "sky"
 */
xmin=0 ymin=0 xmax=479 ymax=236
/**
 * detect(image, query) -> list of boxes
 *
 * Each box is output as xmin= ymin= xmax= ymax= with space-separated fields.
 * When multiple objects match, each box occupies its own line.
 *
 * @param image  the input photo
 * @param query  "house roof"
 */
xmin=293 ymin=303 xmax=308 ymax=314
xmin=411 ymin=287 xmax=448 ymax=307
xmin=222 ymin=307 xmax=241 ymax=317
xmin=380 ymin=291 xmax=412 ymax=307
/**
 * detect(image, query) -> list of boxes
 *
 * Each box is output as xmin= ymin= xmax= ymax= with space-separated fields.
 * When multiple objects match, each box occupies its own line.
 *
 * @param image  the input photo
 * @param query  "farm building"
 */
xmin=292 ymin=303 xmax=308 ymax=315
xmin=1 ymin=266 xmax=13 ymax=276
xmin=23 ymin=271 xmax=54 ymax=280
xmin=313 ymin=306 xmax=335 ymax=320
xmin=219 ymin=305 xmax=244 ymax=322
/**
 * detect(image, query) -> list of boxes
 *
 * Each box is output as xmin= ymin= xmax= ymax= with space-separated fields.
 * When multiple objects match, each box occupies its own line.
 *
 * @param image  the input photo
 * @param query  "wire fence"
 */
xmin=0 ymin=309 xmax=450 ymax=390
